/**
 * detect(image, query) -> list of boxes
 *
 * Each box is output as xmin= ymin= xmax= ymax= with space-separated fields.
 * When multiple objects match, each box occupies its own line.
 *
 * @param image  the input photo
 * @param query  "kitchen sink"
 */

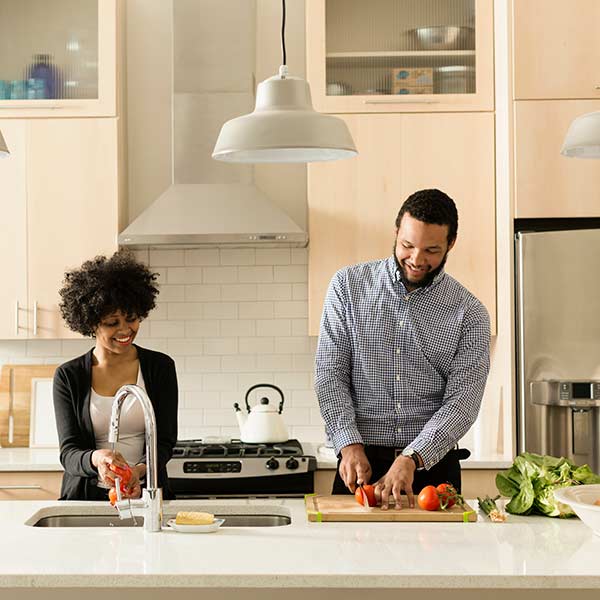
xmin=32 ymin=513 xmax=291 ymax=528
xmin=26 ymin=503 xmax=292 ymax=528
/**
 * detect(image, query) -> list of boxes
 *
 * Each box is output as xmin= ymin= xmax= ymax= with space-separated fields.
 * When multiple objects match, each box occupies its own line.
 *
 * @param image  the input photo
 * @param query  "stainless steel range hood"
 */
xmin=118 ymin=184 xmax=308 ymax=248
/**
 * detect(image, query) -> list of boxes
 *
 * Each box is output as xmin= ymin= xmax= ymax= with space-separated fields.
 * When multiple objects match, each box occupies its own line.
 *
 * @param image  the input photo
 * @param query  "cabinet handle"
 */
xmin=33 ymin=301 xmax=38 ymax=336
xmin=15 ymin=300 xmax=19 ymax=336
xmin=364 ymin=99 xmax=440 ymax=104
xmin=8 ymin=367 xmax=14 ymax=445
xmin=0 ymin=485 xmax=43 ymax=490
xmin=0 ymin=104 xmax=67 ymax=109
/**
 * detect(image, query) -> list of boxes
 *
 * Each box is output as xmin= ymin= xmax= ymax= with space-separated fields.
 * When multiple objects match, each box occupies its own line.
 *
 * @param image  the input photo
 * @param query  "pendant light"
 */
xmin=0 ymin=129 xmax=9 ymax=157
xmin=561 ymin=111 xmax=600 ymax=158
xmin=212 ymin=0 xmax=357 ymax=163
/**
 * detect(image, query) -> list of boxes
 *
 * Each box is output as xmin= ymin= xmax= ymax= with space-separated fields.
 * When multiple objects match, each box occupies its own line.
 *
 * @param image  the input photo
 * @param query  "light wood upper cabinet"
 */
xmin=308 ymin=112 xmax=496 ymax=335
xmin=0 ymin=0 xmax=119 ymax=117
xmin=0 ymin=121 xmax=28 ymax=339
xmin=514 ymin=100 xmax=600 ymax=218
xmin=26 ymin=119 xmax=119 ymax=339
xmin=0 ymin=118 xmax=119 ymax=340
xmin=513 ymin=0 xmax=600 ymax=100
xmin=306 ymin=0 xmax=494 ymax=113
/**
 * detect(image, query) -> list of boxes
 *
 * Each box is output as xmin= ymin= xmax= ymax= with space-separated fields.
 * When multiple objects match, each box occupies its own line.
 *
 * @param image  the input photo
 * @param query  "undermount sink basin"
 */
xmin=26 ymin=503 xmax=292 ymax=528
xmin=33 ymin=513 xmax=291 ymax=528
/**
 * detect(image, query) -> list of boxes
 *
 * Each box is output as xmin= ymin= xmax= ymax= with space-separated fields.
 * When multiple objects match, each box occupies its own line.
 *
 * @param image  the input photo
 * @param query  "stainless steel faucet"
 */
xmin=108 ymin=384 xmax=163 ymax=532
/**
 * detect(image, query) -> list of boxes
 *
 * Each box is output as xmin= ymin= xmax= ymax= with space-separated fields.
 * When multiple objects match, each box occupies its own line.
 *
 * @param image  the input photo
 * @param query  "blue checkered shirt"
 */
xmin=315 ymin=256 xmax=491 ymax=470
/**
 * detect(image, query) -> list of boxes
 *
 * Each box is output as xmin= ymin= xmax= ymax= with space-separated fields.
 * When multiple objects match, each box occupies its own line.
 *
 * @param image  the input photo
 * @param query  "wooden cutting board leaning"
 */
xmin=305 ymin=494 xmax=477 ymax=522
xmin=0 ymin=364 xmax=58 ymax=447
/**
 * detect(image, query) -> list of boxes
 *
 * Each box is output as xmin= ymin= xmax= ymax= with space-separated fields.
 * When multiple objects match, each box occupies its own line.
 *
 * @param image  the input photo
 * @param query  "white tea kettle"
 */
xmin=234 ymin=383 xmax=289 ymax=443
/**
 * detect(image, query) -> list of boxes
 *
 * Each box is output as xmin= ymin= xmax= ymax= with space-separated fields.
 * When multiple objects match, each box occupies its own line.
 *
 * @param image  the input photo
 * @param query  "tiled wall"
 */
xmin=0 ymin=247 xmax=325 ymax=444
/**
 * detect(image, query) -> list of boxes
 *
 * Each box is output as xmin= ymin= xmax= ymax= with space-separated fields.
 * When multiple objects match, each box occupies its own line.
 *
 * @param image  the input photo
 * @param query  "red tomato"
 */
xmin=417 ymin=485 xmax=440 ymax=511
xmin=436 ymin=483 xmax=458 ymax=509
xmin=109 ymin=463 xmax=132 ymax=491
xmin=354 ymin=484 xmax=377 ymax=507
xmin=108 ymin=488 xmax=118 ymax=506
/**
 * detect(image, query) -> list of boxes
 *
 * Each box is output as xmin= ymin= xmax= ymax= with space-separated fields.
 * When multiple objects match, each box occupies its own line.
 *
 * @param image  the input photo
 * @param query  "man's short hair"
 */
xmin=395 ymin=188 xmax=458 ymax=244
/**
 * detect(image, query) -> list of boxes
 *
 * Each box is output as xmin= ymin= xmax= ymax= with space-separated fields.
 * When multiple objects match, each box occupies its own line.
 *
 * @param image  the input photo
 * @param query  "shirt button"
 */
xmin=404 ymin=295 xmax=409 ymax=301
xmin=396 ymin=348 xmax=401 ymax=355
xmin=397 ymin=428 xmax=402 ymax=433
xmin=399 ymin=320 xmax=403 ymax=327
xmin=397 ymin=404 xmax=402 ymax=409
xmin=396 ymin=375 xmax=401 ymax=381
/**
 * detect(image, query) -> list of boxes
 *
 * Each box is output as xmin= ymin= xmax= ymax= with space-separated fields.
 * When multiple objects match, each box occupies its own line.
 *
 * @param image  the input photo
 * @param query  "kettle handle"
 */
xmin=244 ymin=383 xmax=285 ymax=414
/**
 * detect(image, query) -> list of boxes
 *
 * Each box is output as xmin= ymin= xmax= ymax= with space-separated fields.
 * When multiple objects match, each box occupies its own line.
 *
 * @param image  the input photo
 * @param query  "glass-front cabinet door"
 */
xmin=0 ymin=0 xmax=117 ymax=117
xmin=306 ymin=0 xmax=494 ymax=113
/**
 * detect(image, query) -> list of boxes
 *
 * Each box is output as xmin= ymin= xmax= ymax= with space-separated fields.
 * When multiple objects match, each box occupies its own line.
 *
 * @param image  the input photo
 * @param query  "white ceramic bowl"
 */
xmin=554 ymin=484 xmax=600 ymax=535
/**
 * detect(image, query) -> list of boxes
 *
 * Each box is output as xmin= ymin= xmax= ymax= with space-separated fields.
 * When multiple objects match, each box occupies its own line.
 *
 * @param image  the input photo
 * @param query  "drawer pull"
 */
xmin=0 ymin=485 xmax=43 ymax=490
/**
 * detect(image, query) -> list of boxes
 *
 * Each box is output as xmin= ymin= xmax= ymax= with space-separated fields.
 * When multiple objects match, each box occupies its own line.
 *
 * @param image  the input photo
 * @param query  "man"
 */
xmin=315 ymin=189 xmax=490 ymax=509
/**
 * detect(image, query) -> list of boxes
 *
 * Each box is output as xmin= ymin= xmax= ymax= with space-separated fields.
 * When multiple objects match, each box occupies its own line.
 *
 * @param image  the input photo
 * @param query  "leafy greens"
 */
xmin=495 ymin=452 xmax=600 ymax=517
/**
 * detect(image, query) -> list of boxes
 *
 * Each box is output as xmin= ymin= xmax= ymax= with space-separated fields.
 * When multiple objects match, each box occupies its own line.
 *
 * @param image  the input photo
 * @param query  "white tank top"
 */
xmin=90 ymin=368 xmax=147 ymax=485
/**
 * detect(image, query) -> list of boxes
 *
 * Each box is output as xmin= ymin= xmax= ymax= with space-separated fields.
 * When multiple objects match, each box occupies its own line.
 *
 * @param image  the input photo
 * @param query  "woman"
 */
xmin=53 ymin=250 xmax=178 ymax=501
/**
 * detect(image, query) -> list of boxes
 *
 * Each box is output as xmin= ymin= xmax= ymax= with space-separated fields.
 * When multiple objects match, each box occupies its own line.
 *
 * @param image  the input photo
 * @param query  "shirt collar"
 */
xmin=387 ymin=255 xmax=446 ymax=294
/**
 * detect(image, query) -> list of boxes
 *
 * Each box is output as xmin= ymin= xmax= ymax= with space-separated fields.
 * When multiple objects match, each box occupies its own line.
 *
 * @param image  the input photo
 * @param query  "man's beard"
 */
xmin=393 ymin=241 xmax=448 ymax=289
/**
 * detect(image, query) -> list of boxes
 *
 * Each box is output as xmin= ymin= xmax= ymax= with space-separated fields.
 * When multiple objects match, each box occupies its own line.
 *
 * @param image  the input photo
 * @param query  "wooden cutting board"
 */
xmin=0 ymin=364 xmax=58 ymax=447
xmin=305 ymin=494 xmax=477 ymax=522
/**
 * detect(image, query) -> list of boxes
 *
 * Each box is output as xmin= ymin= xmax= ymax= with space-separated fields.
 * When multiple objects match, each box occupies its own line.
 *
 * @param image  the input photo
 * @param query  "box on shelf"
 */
xmin=391 ymin=67 xmax=433 ymax=86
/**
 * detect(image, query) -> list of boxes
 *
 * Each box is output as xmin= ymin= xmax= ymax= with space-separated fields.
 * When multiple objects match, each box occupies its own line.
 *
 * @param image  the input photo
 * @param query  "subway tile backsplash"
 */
xmin=0 ymin=247 xmax=325 ymax=444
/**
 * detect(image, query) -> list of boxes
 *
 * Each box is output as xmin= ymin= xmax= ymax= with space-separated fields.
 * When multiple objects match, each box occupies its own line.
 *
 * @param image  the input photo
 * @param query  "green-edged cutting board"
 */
xmin=305 ymin=494 xmax=477 ymax=522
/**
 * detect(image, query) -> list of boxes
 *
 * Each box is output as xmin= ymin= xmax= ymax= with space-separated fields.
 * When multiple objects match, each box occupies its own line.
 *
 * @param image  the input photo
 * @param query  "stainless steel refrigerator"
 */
xmin=516 ymin=228 xmax=600 ymax=473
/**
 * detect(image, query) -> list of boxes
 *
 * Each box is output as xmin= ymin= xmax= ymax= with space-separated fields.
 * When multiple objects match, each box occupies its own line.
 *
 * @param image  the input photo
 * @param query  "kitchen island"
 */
xmin=0 ymin=497 xmax=598 ymax=600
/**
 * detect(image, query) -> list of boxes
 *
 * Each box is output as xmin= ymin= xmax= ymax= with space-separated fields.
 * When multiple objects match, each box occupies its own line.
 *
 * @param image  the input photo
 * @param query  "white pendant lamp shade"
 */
xmin=0 ymin=129 xmax=9 ymax=157
xmin=561 ymin=111 xmax=600 ymax=158
xmin=212 ymin=67 xmax=357 ymax=163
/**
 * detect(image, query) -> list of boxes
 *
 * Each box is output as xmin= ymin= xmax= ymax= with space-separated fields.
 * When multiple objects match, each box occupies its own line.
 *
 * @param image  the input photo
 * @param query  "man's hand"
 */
xmin=373 ymin=455 xmax=416 ymax=510
xmin=339 ymin=444 xmax=372 ymax=492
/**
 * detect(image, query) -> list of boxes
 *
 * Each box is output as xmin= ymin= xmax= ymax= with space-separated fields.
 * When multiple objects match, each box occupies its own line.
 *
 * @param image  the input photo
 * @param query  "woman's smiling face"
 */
xmin=94 ymin=310 xmax=140 ymax=354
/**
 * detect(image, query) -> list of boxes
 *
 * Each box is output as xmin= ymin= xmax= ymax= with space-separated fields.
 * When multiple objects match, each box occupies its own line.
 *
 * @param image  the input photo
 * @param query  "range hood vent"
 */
xmin=119 ymin=184 xmax=308 ymax=248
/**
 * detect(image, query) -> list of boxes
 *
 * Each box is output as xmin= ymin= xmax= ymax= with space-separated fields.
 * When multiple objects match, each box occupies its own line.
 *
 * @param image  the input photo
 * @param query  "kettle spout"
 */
xmin=234 ymin=402 xmax=247 ymax=429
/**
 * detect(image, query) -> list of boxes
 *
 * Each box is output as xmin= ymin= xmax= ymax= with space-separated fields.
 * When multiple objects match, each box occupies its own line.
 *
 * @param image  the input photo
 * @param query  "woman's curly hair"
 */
xmin=59 ymin=250 xmax=159 ymax=337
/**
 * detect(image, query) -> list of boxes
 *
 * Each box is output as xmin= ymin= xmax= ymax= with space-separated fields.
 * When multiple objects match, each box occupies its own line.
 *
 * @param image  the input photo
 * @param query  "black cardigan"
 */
xmin=53 ymin=345 xmax=178 ymax=500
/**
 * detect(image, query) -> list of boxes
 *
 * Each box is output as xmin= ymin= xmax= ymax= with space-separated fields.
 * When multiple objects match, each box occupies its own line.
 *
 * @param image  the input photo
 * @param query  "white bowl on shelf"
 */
xmin=554 ymin=484 xmax=600 ymax=535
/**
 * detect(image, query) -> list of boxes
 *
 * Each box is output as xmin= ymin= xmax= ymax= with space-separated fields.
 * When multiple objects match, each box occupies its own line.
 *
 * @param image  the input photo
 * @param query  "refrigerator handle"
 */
xmin=516 ymin=233 xmax=527 ymax=454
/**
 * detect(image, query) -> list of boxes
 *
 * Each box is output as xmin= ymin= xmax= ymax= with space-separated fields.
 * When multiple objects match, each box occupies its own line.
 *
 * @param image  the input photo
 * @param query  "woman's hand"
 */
xmin=91 ymin=449 xmax=129 ymax=488
xmin=123 ymin=464 xmax=146 ymax=499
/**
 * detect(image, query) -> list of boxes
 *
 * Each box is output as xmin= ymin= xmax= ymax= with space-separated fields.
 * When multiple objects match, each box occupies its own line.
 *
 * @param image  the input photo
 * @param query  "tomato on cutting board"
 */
xmin=436 ymin=483 xmax=458 ymax=509
xmin=354 ymin=484 xmax=377 ymax=507
xmin=417 ymin=485 xmax=440 ymax=511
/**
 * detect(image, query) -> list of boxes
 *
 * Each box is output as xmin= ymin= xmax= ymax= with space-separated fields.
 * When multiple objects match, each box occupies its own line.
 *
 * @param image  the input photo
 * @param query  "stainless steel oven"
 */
xmin=167 ymin=439 xmax=317 ymax=498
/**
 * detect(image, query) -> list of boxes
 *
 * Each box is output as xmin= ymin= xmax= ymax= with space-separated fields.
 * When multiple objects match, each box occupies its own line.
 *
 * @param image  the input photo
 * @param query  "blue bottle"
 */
xmin=26 ymin=54 xmax=61 ymax=99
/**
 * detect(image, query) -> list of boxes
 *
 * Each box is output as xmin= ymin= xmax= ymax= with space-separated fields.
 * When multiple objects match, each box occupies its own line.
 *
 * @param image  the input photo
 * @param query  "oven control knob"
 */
xmin=265 ymin=458 xmax=280 ymax=470
xmin=285 ymin=458 xmax=299 ymax=470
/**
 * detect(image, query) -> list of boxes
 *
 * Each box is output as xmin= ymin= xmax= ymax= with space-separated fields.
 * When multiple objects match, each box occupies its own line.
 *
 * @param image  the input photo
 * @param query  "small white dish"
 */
xmin=167 ymin=518 xmax=225 ymax=534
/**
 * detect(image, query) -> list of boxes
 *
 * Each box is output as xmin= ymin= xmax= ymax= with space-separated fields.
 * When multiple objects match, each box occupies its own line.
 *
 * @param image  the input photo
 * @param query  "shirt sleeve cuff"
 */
xmin=332 ymin=428 xmax=364 ymax=458
xmin=406 ymin=440 xmax=443 ymax=472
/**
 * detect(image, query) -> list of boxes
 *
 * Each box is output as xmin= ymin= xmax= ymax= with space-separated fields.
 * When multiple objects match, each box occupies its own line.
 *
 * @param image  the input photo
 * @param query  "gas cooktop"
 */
xmin=171 ymin=438 xmax=304 ymax=458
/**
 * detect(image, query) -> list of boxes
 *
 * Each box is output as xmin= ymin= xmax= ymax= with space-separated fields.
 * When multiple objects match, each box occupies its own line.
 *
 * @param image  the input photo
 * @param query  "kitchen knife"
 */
xmin=357 ymin=484 xmax=371 ymax=512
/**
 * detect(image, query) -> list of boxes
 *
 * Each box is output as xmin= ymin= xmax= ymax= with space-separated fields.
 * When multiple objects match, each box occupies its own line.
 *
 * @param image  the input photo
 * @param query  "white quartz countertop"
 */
xmin=0 ymin=446 xmax=511 ymax=472
xmin=0 ymin=497 xmax=598 ymax=590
